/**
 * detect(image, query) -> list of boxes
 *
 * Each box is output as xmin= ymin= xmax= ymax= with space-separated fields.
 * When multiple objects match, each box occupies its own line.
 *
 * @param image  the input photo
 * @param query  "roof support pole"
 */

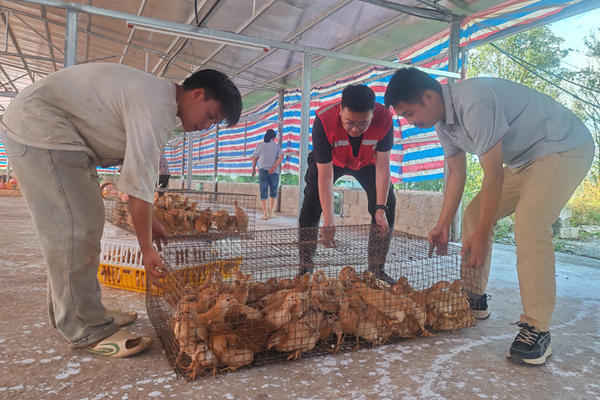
xmin=445 ymin=18 xmax=462 ymax=242
xmin=186 ymin=131 xmax=194 ymax=189
xmin=276 ymin=89 xmax=285 ymax=212
xmin=64 ymin=8 xmax=77 ymax=67
xmin=297 ymin=52 xmax=312 ymax=217
xmin=213 ymin=125 xmax=219 ymax=192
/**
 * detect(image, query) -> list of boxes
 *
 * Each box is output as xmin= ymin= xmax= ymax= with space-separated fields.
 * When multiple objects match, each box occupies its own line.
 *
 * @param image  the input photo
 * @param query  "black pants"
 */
xmin=158 ymin=175 xmax=170 ymax=195
xmin=298 ymin=152 xmax=396 ymax=273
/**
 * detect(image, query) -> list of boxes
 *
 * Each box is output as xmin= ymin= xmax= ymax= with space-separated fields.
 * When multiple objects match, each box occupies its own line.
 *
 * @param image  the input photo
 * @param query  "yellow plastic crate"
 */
xmin=98 ymin=237 xmax=242 ymax=294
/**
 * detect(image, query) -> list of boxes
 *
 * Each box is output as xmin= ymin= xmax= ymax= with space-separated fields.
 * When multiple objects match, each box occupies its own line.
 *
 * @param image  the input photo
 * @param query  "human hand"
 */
xmin=252 ymin=170 xmax=256 ymax=177
xmin=268 ymin=167 xmax=276 ymax=174
xmin=320 ymin=225 xmax=336 ymax=248
xmin=142 ymin=247 xmax=169 ymax=287
xmin=461 ymin=231 xmax=489 ymax=268
xmin=374 ymin=209 xmax=389 ymax=229
xmin=151 ymin=217 xmax=169 ymax=251
xmin=428 ymin=224 xmax=449 ymax=257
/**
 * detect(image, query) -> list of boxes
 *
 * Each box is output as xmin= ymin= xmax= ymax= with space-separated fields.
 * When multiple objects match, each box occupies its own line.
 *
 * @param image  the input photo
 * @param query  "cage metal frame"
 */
xmin=146 ymin=225 xmax=478 ymax=380
xmin=103 ymin=186 xmax=257 ymax=240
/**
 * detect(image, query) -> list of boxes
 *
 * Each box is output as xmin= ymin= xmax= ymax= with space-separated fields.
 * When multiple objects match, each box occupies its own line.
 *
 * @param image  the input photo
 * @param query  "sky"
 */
xmin=548 ymin=6 xmax=600 ymax=69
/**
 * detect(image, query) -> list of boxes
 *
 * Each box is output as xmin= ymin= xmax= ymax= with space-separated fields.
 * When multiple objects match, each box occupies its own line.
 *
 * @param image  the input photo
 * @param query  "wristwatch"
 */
xmin=375 ymin=204 xmax=388 ymax=212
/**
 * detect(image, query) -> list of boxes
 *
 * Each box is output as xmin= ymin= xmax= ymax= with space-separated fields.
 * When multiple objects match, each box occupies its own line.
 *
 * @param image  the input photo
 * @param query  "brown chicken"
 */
xmin=265 ymin=292 xmax=301 ymax=330
xmin=338 ymin=296 xmax=359 ymax=345
xmin=208 ymin=331 xmax=254 ymax=372
xmin=196 ymin=288 xmax=219 ymax=314
xmin=230 ymin=279 xmax=250 ymax=305
xmin=223 ymin=216 xmax=238 ymax=233
xmin=195 ymin=208 xmax=213 ymax=234
xmin=246 ymin=277 xmax=278 ymax=304
xmin=325 ymin=314 xmax=344 ymax=352
xmin=188 ymin=342 xmax=218 ymax=379
xmin=267 ymin=305 xmax=324 ymax=360
xmin=197 ymin=293 xmax=234 ymax=328
xmin=174 ymin=308 xmax=207 ymax=364
xmin=233 ymin=200 xmax=249 ymax=232
xmin=212 ymin=209 xmax=230 ymax=232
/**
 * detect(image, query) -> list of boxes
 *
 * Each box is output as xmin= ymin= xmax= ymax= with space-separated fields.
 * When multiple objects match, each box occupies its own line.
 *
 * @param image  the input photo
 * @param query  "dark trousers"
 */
xmin=298 ymin=152 xmax=396 ymax=273
xmin=157 ymin=175 xmax=170 ymax=196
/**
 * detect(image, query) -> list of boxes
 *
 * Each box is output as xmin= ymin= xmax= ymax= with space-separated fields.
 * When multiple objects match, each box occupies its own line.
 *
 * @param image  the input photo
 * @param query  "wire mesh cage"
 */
xmin=102 ymin=184 xmax=256 ymax=239
xmin=146 ymin=225 xmax=478 ymax=380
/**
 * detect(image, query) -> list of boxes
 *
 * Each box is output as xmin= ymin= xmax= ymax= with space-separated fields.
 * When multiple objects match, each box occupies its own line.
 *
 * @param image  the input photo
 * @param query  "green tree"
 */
xmin=571 ymin=28 xmax=600 ymax=184
xmin=468 ymin=26 xmax=569 ymax=99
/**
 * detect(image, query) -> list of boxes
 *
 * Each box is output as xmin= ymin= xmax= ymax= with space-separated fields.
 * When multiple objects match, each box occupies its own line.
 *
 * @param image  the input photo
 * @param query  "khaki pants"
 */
xmin=462 ymin=142 xmax=595 ymax=332
xmin=2 ymin=133 xmax=119 ymax=348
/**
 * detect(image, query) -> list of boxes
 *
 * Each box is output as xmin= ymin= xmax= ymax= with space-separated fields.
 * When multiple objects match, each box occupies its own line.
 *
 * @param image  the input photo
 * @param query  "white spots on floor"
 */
xmin=56 ymin=365 xmax=81 ymax=380
xmin=121 ymin=384 xmax=133 ymax=390
xmin=148 ymin=390 xmax=163 ymax=397
xmin=21 ymin=358 xmax=36 ymax=364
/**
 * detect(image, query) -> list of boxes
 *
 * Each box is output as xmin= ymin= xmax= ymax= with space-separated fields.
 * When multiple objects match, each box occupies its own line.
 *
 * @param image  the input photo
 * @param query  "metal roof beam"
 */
xmin=0 ymin=6 xmax=173 ymax=62
xmin=358 ymin=0 xmax=454 ymax=22
xmin=0 ymin=64 xmax=19 ymax=92
xmin=150 ymin=0 xmax=209 ymax=75
xmin=118 ymin=0 xmax=148 ymax=64
xmin=235 ymin=0 xmax=353 ymax=76
xmin=39 ymin=6 xmax=58 ymax=71
xmin=83 ymin=0 xmax=91 ymax=61
xmin=11 ymin=10 xmax=64 ymax=55
xmin=8 ymin=0 xmax=459 ymax=79
xmin=240 ymin=13 xmax=407 ymax=99
xmin=0 ymin=11 xmax=36 ymax=82
xmin=1 ymin=71 xmax=29 ymax=86
xmin=171 ymin=61 xmax=285 ymax=90
xmin=0 ymin=50 xmax=63 ymax=63
xmin=413 ymin=0 xmax=462 ymax=18
xmin=0 ymin=56 xmax=51 ymax=76
xmin=200 ymin=0 xmax=276 ymax=66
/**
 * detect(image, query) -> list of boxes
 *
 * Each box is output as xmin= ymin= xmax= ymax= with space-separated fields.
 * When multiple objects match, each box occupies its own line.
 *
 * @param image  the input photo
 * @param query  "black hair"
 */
xmin=340 ymin=85 xmax=376 ymax=113
xmin=183 ymin=69 xmax=242 ymax=127
xmin=264 ymin=129 xmax=276 ymax=142
xmin=384 ymin=67 xmax=442 ymax=108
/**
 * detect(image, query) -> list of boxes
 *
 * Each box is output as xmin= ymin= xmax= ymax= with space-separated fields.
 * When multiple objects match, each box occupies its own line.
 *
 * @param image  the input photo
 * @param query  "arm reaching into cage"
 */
xmin=374 ymin=149 xmax=391 ymax=230
xmin=317 ymin=161 xmax=336 ymax=248
xmin=461 ymin=142 xmax=504 ymax=268
xmin=428 ymin=151 xmax=467 ymax=257
xmin=129 ymin=195 xmax=169 ymax=286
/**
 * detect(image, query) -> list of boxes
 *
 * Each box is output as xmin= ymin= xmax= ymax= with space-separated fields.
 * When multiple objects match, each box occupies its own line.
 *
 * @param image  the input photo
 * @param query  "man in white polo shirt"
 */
xmin=384 ymin=67 xmax=594 ymax=366
xmin=0 ymin=63 xmax=241 ymax=357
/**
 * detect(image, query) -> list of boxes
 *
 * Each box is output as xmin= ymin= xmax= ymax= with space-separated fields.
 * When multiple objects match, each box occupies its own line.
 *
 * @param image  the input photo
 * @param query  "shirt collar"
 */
xmin=440 ymin=84 xmax=455 ymax=126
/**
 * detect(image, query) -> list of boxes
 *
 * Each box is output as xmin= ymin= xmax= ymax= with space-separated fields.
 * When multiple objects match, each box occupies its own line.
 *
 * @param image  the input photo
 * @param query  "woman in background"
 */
xmin=252 ymin=129 xmax=284 ymax=220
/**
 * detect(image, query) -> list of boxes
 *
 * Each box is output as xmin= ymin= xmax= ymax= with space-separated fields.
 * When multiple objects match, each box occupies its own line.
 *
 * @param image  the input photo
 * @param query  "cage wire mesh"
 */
xmin=102 ymin=185 xmax=256 ymax=239
xmin=146 ymin=225 xmax=478 ymax=380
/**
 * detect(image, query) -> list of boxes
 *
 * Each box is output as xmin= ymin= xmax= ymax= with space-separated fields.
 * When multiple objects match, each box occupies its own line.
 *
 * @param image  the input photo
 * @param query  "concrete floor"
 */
xmin=1 ymin=196 xmax=599 ymax=400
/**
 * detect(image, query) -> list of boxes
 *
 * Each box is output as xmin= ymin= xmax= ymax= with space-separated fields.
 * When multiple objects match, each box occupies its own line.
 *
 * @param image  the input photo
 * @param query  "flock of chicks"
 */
xmin=112 ymin=192 xmax=250 ymax=235
xmin=170 ymin=266 xmax=475 ymax=380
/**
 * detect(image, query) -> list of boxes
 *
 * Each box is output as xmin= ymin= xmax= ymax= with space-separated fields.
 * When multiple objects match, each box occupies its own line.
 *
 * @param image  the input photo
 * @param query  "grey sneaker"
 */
xmin=507 ymin=321 xmax=552 ymax=366
xmin=467 ymin=293 xmax=491 ymax=319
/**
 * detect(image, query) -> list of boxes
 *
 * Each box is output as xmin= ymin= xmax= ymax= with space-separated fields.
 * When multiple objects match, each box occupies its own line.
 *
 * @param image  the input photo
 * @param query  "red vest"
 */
xmin=317 ymin=102 xmax=393 ymax=170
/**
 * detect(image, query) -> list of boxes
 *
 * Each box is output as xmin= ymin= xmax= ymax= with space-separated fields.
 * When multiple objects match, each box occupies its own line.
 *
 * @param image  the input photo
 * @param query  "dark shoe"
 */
xmin=467 ymin=293 xmax=491 ymax=319
xmin=507 ymin=321 xmax=552 ymax=366
xmin=367 ymin=265 xmax=395 ymax=285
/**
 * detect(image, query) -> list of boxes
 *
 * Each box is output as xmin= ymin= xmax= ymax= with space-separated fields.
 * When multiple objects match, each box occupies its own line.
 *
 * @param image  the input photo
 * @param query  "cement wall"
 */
xmin=170 ymin=180 xmax=443 ymax=237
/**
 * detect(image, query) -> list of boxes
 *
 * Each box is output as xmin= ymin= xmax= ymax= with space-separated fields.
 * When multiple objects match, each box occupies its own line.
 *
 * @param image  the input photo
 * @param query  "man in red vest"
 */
xmin=298 ymin=85 xmax=396 ymax=284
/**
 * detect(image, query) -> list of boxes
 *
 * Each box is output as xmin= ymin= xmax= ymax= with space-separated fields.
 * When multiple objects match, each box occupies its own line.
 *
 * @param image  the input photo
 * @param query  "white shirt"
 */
xmin=435 ymin=78 xmax=592 ymax=168
xmin=1 ymin=63 xmax=178 ymax=203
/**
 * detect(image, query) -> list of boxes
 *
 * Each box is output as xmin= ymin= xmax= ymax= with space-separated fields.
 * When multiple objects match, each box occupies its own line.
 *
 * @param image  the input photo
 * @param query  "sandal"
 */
xmin=106 ymin=308 xmax=138 ymax=327
xmin=82 ymin=329 xmax=152 ymax=358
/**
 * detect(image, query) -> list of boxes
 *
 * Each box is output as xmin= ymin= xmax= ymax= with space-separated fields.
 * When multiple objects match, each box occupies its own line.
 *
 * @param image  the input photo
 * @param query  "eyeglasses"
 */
xmin=342 ymin=120 xmax=371 ymax=131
